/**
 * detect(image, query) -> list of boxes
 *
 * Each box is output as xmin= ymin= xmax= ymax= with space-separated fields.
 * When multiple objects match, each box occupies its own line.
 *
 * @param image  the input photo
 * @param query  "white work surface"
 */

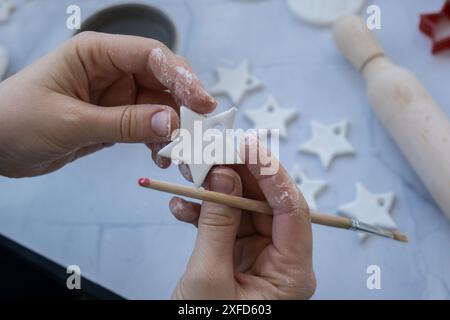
xmin=1 ymin=0 xmax=450 ymax=299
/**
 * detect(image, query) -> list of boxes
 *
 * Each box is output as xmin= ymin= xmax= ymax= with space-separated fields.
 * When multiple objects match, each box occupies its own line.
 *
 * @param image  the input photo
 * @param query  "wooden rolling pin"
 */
xmin=333 ymin=16 xmax=450 ymax=219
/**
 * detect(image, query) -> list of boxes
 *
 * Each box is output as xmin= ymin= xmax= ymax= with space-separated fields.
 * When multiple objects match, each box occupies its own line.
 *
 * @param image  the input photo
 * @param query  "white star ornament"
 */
xmin=299 ymin=120 xmax=355 ymax=169
xmin=339 ymin=183 xmax=397 ymax=241
xmin=209 ymin=60 xmax=262 ymax=105
xmin=291 ymin=164 xmax=327 ymax=211
xmin=158 ymin=107 xmax=239 ymax=188
xmin=245 ymin=96 xmax=298 ymax=139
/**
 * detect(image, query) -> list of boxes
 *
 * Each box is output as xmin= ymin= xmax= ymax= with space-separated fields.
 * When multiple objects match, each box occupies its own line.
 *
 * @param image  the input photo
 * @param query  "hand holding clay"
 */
xmin=0 ymin=32 xmax=216 ymax=178
xmin=170 ymin=137 xmax=316 ymax=299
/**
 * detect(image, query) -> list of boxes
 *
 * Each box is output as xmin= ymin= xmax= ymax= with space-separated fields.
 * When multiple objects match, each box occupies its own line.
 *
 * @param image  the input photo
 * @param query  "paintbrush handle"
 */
xmin=138 ymin=178 xmax=353 ymax=230
xmin=138 ymin=178 xmax=408 ymax=243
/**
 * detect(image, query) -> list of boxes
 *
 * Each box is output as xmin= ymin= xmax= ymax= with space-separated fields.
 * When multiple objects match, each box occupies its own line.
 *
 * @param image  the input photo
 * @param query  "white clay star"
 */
xmin=210 ymin=60 xmax=262 ymax=105
xmin=291 ymin=164 xmax=327 ymax=211
xmin=245 ymin=96 xmax=298 ymax=139
xmin=339 ymin=183 xmax=397 ymax=241
xmin=299 ymin=120 xmax=355 ymax=169
xmin=158 ymin=107 xmax=238 ymax=187
xmin=0 ymin=0 xmax=15 ymax=24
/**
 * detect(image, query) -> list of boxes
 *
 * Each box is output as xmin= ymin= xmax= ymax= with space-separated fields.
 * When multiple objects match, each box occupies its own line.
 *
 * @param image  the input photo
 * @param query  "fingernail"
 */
xmin=155 ymin=155 xmax=167 ymax=168
xmin=205 ymin=91 xmax=217 ymax=105
xmin=210 ymin=169 xmax=235 ymax=194
xmin=178 ymin=163 xmax=193 ymax=182
xmin=169 ymin=198 xmax=183 ymax=215
xmin=151 ymin=110 xmax=171 ymax=137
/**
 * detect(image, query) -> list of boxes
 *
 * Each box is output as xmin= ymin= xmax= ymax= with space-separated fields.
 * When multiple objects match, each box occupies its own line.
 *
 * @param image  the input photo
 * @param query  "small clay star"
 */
xmin=291 ymin=164 xmax=327 ymax=211
xmin=419 ymin=1 xmax=450 ymax=54
xmin=245 ymin=96 xmax=298 ymax=139
xmin=158 ymin=107 xmax=238 ymax=187
xmin=299 ymin=120 xmax=355 ymax=169
xmin=339 ymin=183 xmax=397 ymax=241
xmin=210 ymin=60 xmax=262 ymax=105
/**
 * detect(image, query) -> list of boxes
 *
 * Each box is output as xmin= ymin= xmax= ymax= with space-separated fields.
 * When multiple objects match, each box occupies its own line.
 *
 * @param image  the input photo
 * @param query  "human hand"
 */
xmin=170 ymin=137 xmax=316 ymax=299
xmin=0 ymin=32 xmax=216 ymax=178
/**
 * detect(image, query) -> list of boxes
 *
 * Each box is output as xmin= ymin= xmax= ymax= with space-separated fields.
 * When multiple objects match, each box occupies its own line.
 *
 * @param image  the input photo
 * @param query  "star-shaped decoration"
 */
xmin=0 ymin=0 xmax=15 ymax=24
xmin=209 ymin=60 xmax=262 ymax=105
xmin=339 ymin=183 xmax=397 ymax=241
xmin=299 ymin=120 xmax=355 ymax=169
xmin=244 ymin=96 xmax=298 ymax=139
xmin=419 ymin=1 xmax=450 ymax=54
xmin=291 ymin=164 xmax=327 ymax=211
xmin=158 ymin=106 xmax=238 ymax=187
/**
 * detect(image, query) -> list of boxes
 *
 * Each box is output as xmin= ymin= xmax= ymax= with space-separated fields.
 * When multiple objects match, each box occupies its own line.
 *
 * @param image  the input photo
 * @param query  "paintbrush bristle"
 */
xmin=393 ymin=231 xmax=409 ymax=243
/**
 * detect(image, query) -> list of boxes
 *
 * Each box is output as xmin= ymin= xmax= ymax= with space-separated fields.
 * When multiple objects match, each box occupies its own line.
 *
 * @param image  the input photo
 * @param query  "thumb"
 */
xmin=193 ymin=167 xmax=242 ymax=269
xmin=80 ymin=104 xmax=179 ymax=144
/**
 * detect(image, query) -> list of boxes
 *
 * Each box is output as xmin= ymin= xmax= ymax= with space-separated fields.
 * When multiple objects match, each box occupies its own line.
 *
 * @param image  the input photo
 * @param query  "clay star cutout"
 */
xmin=299 ymin=120 xmax=355 ymax=169
xmin=339 ymin=183 xmax=396 ymax=241
xmin=158 ymin=107 xmax=238 ymax=187
xmin=419 ymin=1 xmax=450 ymax=54
xmin=0 ymin=0 xmax=15 ymax=24
xmin=210 ymin=60 xmax=262 ymax=105
xmin=245 ymin=96 xmax=298 ymax=139
xmin=291 ymin=164 xmax=327 ymax=211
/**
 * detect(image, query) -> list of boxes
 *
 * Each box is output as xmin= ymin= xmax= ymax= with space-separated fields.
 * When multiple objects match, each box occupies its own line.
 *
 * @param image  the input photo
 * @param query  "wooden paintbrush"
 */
xmin=138 ymin=178 xmax=409 ymax=243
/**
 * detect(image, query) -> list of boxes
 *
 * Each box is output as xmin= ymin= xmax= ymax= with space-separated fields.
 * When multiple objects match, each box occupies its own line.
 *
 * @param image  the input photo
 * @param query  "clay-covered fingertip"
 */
xmin=186 ymin=91 xmax=218 ymax=114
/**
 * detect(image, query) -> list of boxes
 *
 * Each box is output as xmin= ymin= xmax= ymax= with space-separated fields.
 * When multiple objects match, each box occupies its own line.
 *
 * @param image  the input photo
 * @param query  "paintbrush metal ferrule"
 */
xmin=349 ymin=218 xmax=394 ymax=240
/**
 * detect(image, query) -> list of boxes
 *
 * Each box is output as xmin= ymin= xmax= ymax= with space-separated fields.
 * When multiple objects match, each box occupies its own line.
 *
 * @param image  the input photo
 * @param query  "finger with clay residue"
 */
xmin=74 ymin=34 xmax=216 ymax=113
xmin=148 ymin=46 xmax=217 ymax=114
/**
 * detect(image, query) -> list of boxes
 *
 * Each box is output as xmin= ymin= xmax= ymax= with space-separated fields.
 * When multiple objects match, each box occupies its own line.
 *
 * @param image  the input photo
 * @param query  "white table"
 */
xmin=1 ymin=0 xmax=450 ymax=299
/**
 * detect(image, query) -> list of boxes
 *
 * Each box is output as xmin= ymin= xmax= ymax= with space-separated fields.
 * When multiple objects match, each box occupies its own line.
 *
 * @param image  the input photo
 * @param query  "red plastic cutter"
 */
xmin=419 ymin=0 xmax=450 ymax=54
